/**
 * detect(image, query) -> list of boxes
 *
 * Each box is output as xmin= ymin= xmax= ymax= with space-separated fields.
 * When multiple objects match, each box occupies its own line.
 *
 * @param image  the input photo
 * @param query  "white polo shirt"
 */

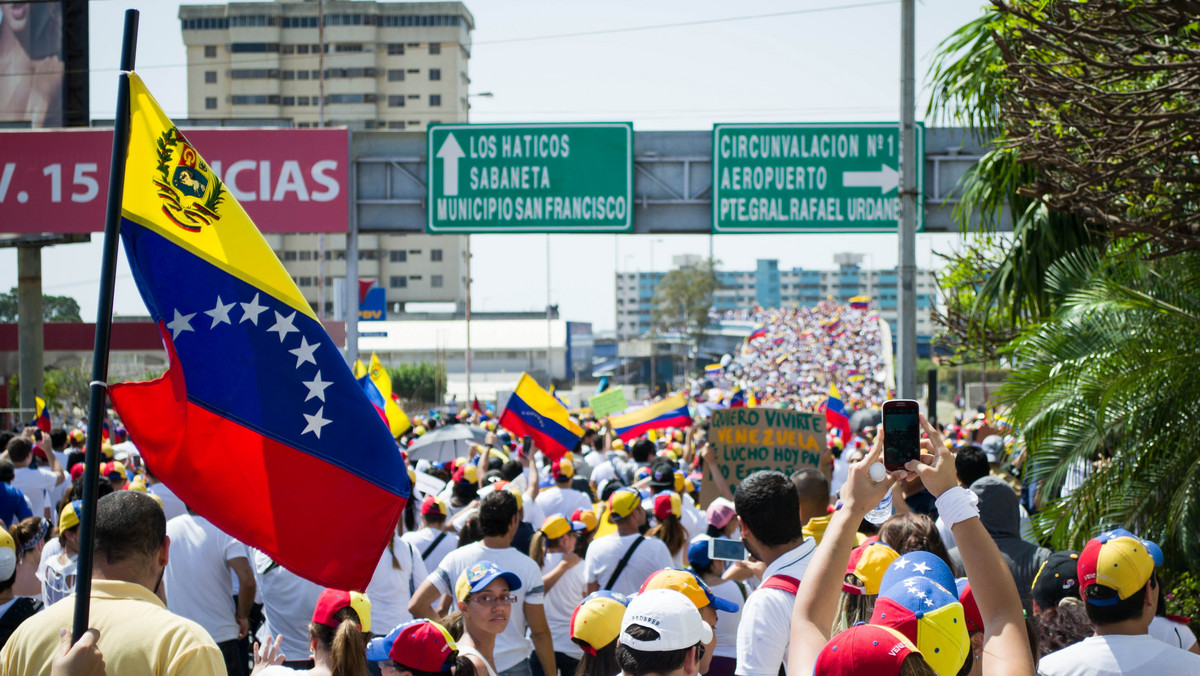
xmin=734 ymin=538 xmax=817 ymax=676
xmin=583 ymin=532 xmax=673 ymax=597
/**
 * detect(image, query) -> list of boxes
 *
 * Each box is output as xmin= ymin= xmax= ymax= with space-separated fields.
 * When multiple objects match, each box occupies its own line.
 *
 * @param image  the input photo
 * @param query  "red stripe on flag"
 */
xmin=498 ymin=408 xmax=568 ymax=461
xmin=615 ymin=414 xmax=694 ymax=442
xmin=111 ymin=351 xmax=403 ymax=591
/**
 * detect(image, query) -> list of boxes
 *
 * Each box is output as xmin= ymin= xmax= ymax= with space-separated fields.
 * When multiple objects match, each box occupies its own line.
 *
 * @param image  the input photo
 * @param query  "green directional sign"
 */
xmin=711 ymin=123 xmax=923 ymax=233
xmin=426 ymin=123 xmax=634 ymax=233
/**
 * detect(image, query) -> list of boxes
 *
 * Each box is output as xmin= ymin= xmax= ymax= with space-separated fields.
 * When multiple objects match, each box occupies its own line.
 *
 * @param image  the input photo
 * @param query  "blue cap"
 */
xmin=880 ymin=551 xmax=957 ymax=595
xmin=688 ymin=539 xmax=713 ymax=569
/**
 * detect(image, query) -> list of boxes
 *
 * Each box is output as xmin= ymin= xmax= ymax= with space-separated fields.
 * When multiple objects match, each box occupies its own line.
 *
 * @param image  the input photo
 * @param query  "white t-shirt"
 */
xmin=1038 ymin=633 xmax=1200 ymax=675
xmin=523 ymin=498 xmax=546 ymax=531
xmin=584 ymin=532 xmax=674 ymax=598
xmin=734 ymin=539 xmax=817 ymax=676
xmin=535 ymin=486 xmax=593 ymax=520
xmin=1150 ymin=616 xmax=1199 ymax=652
xmin=541 ymin=552 xmax=587 ymax=659
xmin=367 ymin=535 xmax=428 ymax=631
xmin=251 ymin=549 xmax=322 ymax=663
xmin=402 ymin=526 xmax=457 ymax=574
xmin=148 ymin=482 xmax=188 ymax=522
xmin=11 ymin=466 xmax=58 ymax=519
xmin=428 ymin=542 xmax=546 ymax=672
xmin=163 ymin=513 xmax=248 ymax=643
xmin=709 ymin=578 xmax=747 ymax=659
xmin=34 ymin=537 xmax=75 ymax=608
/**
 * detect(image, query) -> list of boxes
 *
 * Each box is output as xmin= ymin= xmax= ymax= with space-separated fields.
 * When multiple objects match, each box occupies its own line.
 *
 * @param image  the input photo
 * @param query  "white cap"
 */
xmin=620 ymin=589 xmax=714 ymax=652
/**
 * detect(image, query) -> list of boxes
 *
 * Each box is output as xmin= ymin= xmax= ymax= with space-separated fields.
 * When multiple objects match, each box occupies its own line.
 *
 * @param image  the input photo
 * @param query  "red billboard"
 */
xmin=0 ymin=127 xmax=349 ymax=233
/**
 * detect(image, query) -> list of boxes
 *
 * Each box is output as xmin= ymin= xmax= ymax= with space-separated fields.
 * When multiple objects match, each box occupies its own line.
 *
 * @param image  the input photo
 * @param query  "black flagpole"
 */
xmin=73 ymin=8 xmax=139 ymax=642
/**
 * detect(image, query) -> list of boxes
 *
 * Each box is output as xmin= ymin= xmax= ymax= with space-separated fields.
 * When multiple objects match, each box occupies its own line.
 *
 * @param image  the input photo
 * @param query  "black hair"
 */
xmin=954 ymin=445 xmax=990 ymax=489
xmin=615 ymin=624 xmax=698 ymax=676
xmin=499 ymin=460 xmax=523 ymax=482
xmin=0 ymin=433 xmax=12 ymax=454
xmin=734 ymin=471 xmax=803 ymax=547
xmin=457 ymin=516 xmax=483 ymax=548
xmin=94 ymin=491 xmax=165 ymax=565
xmin=574 ymin=640 xmax=620 ymax=676
xmin=631 ymin=439 xmax=655 ymax=464
xmin=451 ymin=480 xmax=478 ymax=507
xmin=403 ymin=494 xmax=418 ymax=533
xmin=790 ymin=468 xmax=829 ymax=516
xmin=6 ymin=437 xmax=32 ymax=464
xmin=1084 ymin=574 xmax=1155 ymax=626
xmin=487 ymin=456 xmax=505 ymax=473
xmin=479 ymin=489 xmax=519 ymax=537
xmin=49 ymin=428 xmax=67 ymax=451
xmin=1035 ymin=602 xmax=1093 ymax=657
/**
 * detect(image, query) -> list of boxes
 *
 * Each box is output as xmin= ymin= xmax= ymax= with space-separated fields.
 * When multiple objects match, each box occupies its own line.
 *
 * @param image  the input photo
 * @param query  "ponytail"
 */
xmin=455 ymin=653 xmax=478 ymax=676
xmin=530 ymin=530 xmax=549 ymax=568
xmin=330 ymin=619 xmax=368 ymax=676
xmin=647 ymin=515 xmax=687 ymax=557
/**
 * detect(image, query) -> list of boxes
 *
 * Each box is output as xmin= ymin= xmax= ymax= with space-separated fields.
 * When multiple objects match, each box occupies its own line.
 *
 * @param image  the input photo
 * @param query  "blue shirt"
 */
xmin=0 ymin=483 xmax=33 ymax=526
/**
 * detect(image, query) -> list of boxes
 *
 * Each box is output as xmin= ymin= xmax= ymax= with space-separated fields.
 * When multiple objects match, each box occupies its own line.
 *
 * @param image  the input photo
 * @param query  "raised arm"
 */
xmin=788 ymin=437 xmax=895 ymax=675
xmin=911 ymin=416 xmax=1034 ymax=676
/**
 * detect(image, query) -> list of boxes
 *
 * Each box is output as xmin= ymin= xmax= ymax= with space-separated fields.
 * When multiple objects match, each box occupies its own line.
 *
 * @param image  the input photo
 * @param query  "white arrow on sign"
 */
xmin=842 ymin=164 xmax=899 ymax=194
xmin=436 ymin=132 xmax=465 ymax=196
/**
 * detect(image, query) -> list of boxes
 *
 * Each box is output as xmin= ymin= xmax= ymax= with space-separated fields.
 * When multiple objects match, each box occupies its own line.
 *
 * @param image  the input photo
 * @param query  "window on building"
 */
xmin=389 ymin=276 xmax=407 ymax=288
xmin=388 ymin=121 xmax=405 ymax=130
xmin=334 ymin=43 xmax=364 ymax=52
xmin=298 ymin=276 xmax=312 ymax=287
xmin=387 ymin=69 xmax=405 ymax=82
xmin=231 ymin=95 xmax=280 ymax=105
xmin=430 ymin=94 xmax=441 ymax=106
xmin=299 ymin=251 xmax=312 ymax=261
xmin=430 ymin=249 xmax=443 ymax=262
xmin=297 ymin=44 xmax=310 ymax=54
xmin=389 ymin=250 xmax=407 ymax=263
xmin=387 ymin=96 xmax=405 ymax=107
xmin=429 ymin=42 xmax=441 ymax=54
xmin=298 ymin=96 xmax=310 ymax=106
xmin=281 ymin=70 xmax=295 ymax=80
xmin=431 ymin=275 xmax=443 ymax=288
xmin=297 ymin=70 xmax=310 ymax=80
xmin=204 ymin=45 xmax=217 ymax=58
xmin=231 ymin=69 xmax=280 ymax=79
xmin=408 ymin=275 xmax=422 ymax=281
xmin=387 ymin=43 xmax=405 ymax=55
xmin=231 ymin=43 xmax=280 ymax=53
xmin=205 ymin=97 xmax=217 ymax=110
xmin=282 ymin=96 xmax=295 ymax=106
xmin=283 ymin=251 xmax=298 ymax=261
xmin=204 ymin=71 xmax=217 ymax=84
xmin=429 ymin=68 xmax=441 ymax=81
xmin=359 ymin=251 xmax=379 ymax=261
xmin=281 ymin=44 xmax=295 ymax=54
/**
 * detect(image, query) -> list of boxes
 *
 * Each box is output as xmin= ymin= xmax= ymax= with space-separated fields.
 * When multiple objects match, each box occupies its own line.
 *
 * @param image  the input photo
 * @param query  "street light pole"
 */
xmin=897 ymin=0 xmax=918 ymax=399
xmin=463 ymin=92 xmax=491 ymax=404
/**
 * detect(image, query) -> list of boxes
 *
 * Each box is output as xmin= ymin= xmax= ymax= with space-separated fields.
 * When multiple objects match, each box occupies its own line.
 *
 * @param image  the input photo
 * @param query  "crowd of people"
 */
xmin=701 ymin=304 xmax=890 ymax=411
xmin=0 ymin=375 xmax=1195 ymax=675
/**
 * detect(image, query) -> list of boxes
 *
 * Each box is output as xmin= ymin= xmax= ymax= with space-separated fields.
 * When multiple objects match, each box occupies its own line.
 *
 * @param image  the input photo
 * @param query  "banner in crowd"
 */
xmin=700 ymin=407 xmax=825 ymax=507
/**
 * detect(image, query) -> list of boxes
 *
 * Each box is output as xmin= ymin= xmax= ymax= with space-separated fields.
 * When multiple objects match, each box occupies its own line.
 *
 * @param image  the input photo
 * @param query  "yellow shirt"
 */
xmin=1 ymin=578 xmax=224 ymax=676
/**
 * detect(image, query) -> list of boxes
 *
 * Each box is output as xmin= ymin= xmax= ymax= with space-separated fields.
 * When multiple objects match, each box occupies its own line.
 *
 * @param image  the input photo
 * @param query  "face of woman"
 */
xmin=2 ymin=4 xmax=30 ymax=33
xmin=462 ymin=578 xmax=513 ymax=635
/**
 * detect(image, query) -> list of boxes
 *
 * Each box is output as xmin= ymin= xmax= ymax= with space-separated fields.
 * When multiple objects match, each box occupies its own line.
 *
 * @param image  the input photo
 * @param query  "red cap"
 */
xmin=421 ymin=496 xmax=448 ymax=516
xmin=958 ymin=581 xmax=984 ymax=634
xmin=312 ymin=588 xmax=372 ymax=633
xmin=69 ymin=463 xmax=85 ymax=481
xmin=814 ymin=625 xmax=916 ymax=676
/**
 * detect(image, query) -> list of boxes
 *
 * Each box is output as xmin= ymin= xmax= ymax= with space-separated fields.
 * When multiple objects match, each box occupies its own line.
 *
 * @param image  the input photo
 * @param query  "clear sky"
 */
xmin=1 ymin=0 xmax=989 ymax=331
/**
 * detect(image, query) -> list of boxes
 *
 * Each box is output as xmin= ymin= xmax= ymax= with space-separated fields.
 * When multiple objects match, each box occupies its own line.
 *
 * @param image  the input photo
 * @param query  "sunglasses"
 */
xmin=467 ymin=593 xmax=519 ymax=606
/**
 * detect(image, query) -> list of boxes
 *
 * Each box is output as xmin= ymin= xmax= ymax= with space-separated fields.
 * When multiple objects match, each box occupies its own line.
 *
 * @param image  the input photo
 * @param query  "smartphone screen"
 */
xmin=883 ymin=400 xmax=921 ymax=471
xmin=709 ymin=538 xmax=747 ymax=562
xmin=521 ymin=435 xmax=533 ymax=456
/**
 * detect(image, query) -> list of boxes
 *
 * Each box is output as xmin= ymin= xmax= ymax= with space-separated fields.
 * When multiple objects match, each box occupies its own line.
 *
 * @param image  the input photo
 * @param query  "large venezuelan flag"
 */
xmin=609 ymin=393 xmax=693 ymax=441
xmin=107 ymin=74 xmax=409 ymax=591
xmin=498 ymin=373 xmax=582 ymax=461
xmin=825 ymin=385 xmax=852 ymax=442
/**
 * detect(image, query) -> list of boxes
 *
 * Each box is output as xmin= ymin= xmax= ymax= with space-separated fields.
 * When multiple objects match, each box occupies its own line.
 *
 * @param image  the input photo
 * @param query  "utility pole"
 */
xmin=316 ymin=0 xmax=327 ymax=321
xmin=897 ymin=0 xmax=918 ymax=400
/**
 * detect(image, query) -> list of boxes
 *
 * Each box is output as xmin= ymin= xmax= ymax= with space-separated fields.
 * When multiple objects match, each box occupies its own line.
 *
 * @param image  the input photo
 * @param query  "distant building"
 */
xmin=615 ymin=253 xmax=936 ymax=341
xmin=178 ymin=0 xmax=475 ymax=314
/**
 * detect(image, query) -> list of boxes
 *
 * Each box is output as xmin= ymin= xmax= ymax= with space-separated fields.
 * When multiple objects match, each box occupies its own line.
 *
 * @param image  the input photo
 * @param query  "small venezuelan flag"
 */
xmin=498 ymin=373 xmax=583 ymax=461
xmin=609 ymin=393 xmax=693 ymax=441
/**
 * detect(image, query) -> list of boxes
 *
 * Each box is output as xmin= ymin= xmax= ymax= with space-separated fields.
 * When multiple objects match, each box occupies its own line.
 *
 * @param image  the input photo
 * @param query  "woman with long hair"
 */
xmin=530 ymin=516 xmax=587 ymax=676
xmin=647 ymin=492 xmax=688 ymax=567
xmin=879 ymin=512 xmax=959 ymax=576
xmin=830 ymin=540 xmax=898 ymax=635
xmin=568 ymin=591 xmax=628 ymax=676
xmin=252 ymin=588 xmax=372 ymax=676
xmin=446 ymin=561 xmax=521 ymax=676
xmin=10 ymin=516 xmax=49 ymax=597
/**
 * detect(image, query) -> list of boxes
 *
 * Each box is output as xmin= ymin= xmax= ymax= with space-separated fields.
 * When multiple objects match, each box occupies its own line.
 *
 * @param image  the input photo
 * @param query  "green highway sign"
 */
xmin=711 ymin=123 xmax=924 ymax=233
xmin=427 ymin=123 xmax=634 ymax=233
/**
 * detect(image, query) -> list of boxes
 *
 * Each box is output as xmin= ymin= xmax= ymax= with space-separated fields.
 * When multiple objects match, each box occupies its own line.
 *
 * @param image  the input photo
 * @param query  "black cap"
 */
xmin=1031 ymin=550 xmax=1082 ymax=610
xmin=649 ymin=458 xmax=676 ymax=489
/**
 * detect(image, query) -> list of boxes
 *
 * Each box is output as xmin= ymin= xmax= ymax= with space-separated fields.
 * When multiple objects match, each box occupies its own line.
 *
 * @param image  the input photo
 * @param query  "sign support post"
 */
xmin=897 ymin=0 xmax=918 ymax=399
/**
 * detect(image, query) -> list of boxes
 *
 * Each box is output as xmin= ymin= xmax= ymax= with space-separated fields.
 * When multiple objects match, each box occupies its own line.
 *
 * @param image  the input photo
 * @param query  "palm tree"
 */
xmin=997 ymin=249 xmax=1200 ymax=567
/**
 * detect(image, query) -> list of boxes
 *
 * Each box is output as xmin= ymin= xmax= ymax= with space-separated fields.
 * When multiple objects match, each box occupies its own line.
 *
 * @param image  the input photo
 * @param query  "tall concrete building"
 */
xmin=179 ymin=0 xmax=474 ymax=314
xmin=615 ymin=253 xmax=936 ymax=342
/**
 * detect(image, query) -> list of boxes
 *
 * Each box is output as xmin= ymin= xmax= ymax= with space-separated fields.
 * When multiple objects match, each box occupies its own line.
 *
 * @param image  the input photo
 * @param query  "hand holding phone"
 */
xmin=708 ymin=537 xmax=748 ymax=562
xmin=882 ymin=399 xmax=921 ymax=472
xmin=521 ymin=435 xmax=533 ymax=457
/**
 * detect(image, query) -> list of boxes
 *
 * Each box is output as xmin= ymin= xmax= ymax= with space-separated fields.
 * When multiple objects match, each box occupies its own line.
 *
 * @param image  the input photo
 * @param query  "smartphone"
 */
xmin=521 ymin=435 xmax=533 ymax=457
xmin=708 ymin=537 xmax=748 ymax=562
xmin=882 ymin=399 xmax=921 ymax=472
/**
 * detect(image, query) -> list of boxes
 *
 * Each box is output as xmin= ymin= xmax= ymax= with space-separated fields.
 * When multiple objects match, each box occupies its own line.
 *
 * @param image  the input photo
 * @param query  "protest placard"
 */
xmin=589 ymin=387 xmax=629 ymax=418
xmin=700 ymin=407 xmax=826 ymax=507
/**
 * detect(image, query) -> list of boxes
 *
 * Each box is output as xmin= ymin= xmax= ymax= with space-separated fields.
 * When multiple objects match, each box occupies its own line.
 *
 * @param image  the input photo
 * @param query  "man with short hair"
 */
xmin=535 ymin=457 xmax=592 ymax=519
xmin=1037 ymin=531 xmax=1200 ymax=674
xmin=616 ymin=588 xmax=712 ymax=676
xmin=734 ymin=471 xmax=816 ymax=676
xmin=163 ymin=506 xmax=257 ymax=676
xmin=585 ymin=487 xmax=673 ymax=597
xmin=409 ymin=489 xmax=555 ymax=676
xmin=6 ymin=436 xmax=63 ymax=521
xmin=0 ymin=491 xmax=225 ymax=674
xmin=0 ymin=460 xmax=32 ymax=527
xmin=791 ymin=468 xmax=831 ymax=545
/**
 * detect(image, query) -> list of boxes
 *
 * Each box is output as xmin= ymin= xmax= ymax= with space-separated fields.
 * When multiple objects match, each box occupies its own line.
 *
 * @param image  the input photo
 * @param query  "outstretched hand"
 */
xmin=251 ymin=635 xmax=286 ymax=675
xmin=840 ymin=432 xmax=899 ymax=517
